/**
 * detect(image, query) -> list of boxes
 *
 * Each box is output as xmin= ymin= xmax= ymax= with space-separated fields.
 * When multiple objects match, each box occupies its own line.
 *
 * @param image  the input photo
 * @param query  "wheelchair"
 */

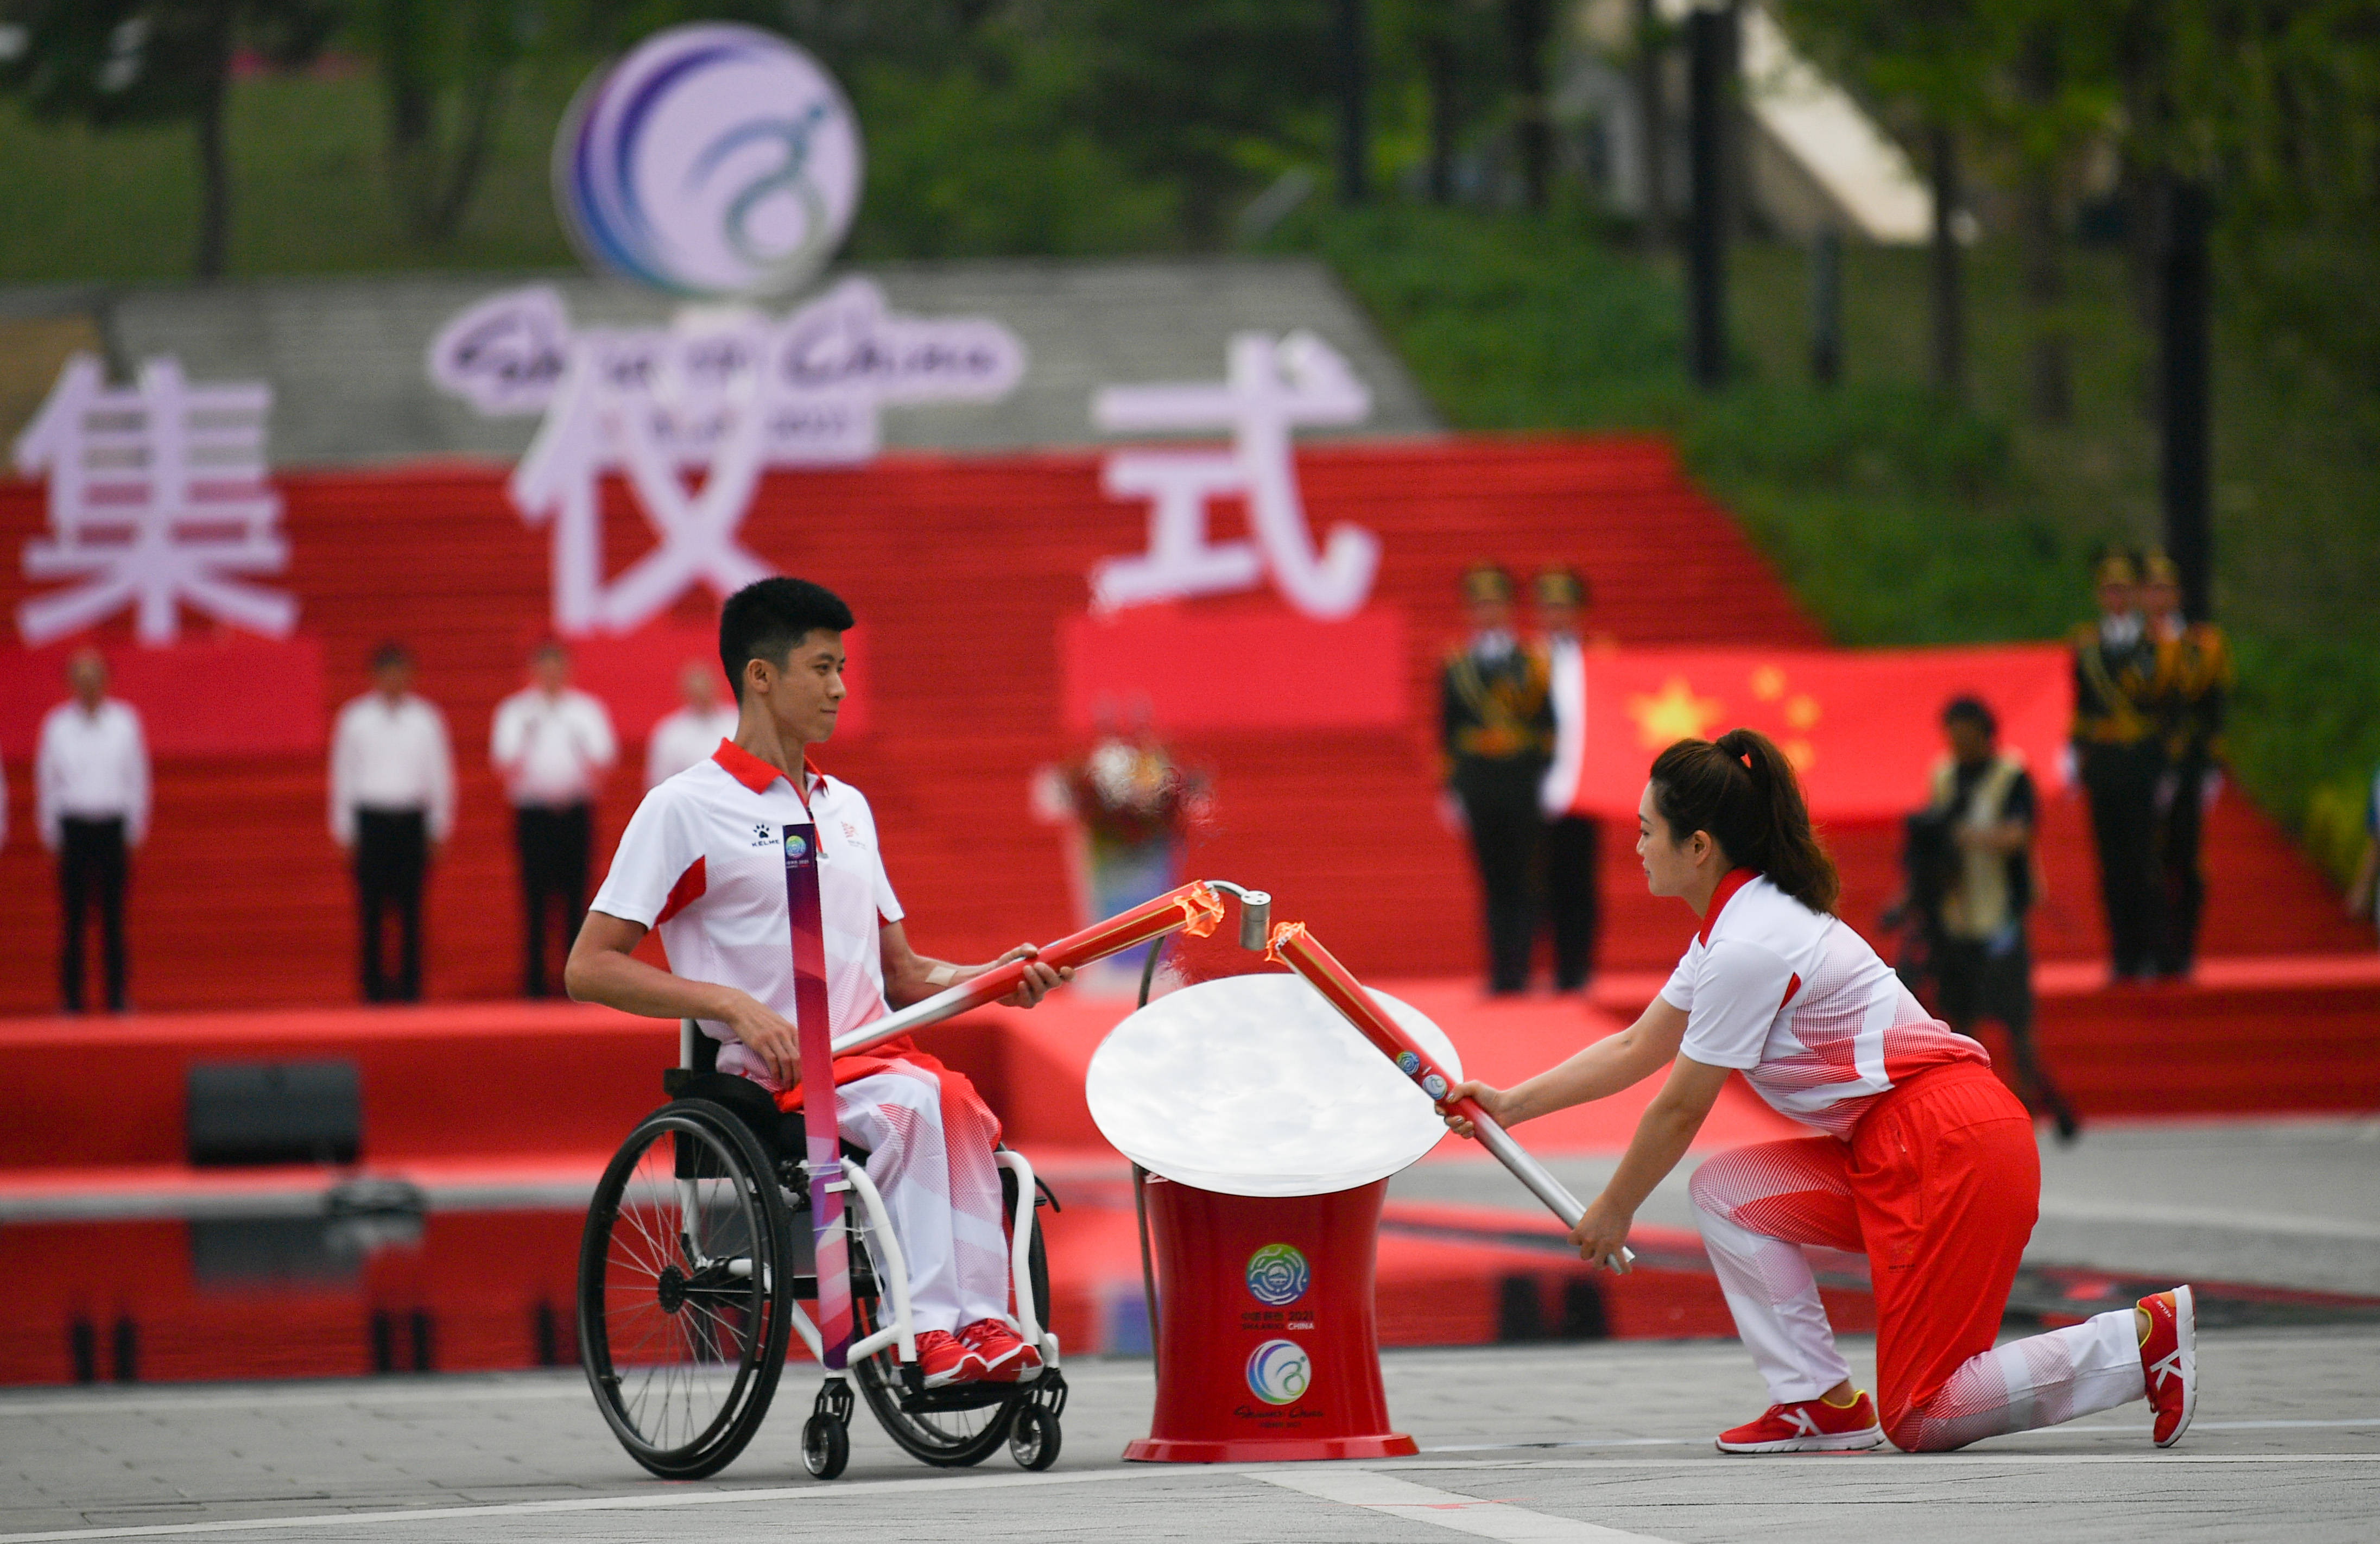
xmin=575 ymin=1021 xmax=1066 ymax=1480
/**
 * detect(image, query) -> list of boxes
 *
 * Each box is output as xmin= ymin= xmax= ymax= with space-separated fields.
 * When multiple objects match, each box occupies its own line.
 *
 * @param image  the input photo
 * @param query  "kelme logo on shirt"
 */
xmin=751 ymin=823 xmax=774 ymax=846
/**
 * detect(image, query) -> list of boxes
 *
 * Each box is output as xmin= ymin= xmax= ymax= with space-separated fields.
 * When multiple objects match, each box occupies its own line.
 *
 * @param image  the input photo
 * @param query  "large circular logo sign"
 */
xmin=1245 ymin=1339 xmax=1312 ymax=1406
xmin=555 ymin=23 xmax=863 ymax=299
xmin=1244 ymin=1243 xmax=1311 ymax=1307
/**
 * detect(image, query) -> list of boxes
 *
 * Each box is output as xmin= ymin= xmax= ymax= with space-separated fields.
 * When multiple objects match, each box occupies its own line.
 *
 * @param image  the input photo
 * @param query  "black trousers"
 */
xmin=515 ymin=803 xmax=592 ymax=999
xmin=1541 ymin=814 xmax=1600 ymax=991
xmin=2079 ymin=743 xmax=2164 ymax=978
xmin=2156 ymin=756 xmax=2208 ymax=977
xmin=355 ymin=808 xmax=429 ymax=1003
xmin=1455 ymin=760 xmax=1543 ymax=995
xmin=59 ymin=817 xmax=128 ymax=1013
xmin=1935 ymin=932 xmax=2078 ymax=1136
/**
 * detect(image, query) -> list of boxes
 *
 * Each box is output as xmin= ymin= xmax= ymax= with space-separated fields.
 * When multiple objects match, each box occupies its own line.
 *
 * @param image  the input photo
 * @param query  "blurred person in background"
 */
xmin=1533 ymin=566 xmax=1604 ymax=993
xmin=1440 ymin=563 xmax=1555 ymax=995
xmin=645 ymin=659 xmax=740 ymax=789
xmin=2141 ymin=551 xmax=2232 ymax=978
xmin=2349 ymin=763 xmax=2380 ymax=947
xmin=492 ymin=641 xmax=617 ymax=998
xmin=1904 ymin=697 xmax=2079 ymax=1142
xmin=330 ymin=643 xmax=454 ymax=1003
xmin=2068 ymin=550 xmax=2165 ymax=982
xmin=37 ymin=648 xmax=148 ymax=1014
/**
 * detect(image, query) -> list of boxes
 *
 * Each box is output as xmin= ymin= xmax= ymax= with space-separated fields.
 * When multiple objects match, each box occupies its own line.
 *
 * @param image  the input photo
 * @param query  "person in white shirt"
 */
xmin=645 ymin=660 xmax=740 ymax=789
xmin=491 ymin=641 xmax=618 ymax=997
xmin=567 ymin=577 xmax=1069 ymax=1389
xmin=1441 ymin=730 xmax=2197 ymax=1456
xmin=330 ymin=643 xmax=456 ymax=1003
xmin=1533 ymin=566 xmax=1604 ymax=992
xmin=36 ymin=649 xmax=149 ymax=1013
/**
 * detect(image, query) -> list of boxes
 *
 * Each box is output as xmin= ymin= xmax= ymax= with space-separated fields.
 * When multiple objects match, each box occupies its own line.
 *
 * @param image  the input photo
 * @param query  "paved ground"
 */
xmin=3 ymin=1328 xmax=2375 ymax=1542
xmin=1394 ymin=1116 xmax=2380 ymax=1296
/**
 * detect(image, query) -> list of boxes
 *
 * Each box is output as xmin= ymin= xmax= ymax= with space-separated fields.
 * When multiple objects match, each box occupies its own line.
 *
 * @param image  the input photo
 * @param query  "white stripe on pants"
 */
xmin=834 ymin=1068 xmax=1010 ymax=1335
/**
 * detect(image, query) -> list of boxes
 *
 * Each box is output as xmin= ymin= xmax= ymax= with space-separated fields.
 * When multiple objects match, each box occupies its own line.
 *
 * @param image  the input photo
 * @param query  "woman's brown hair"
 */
xmin=1647 ymin=728 xmax=1840 ymax=914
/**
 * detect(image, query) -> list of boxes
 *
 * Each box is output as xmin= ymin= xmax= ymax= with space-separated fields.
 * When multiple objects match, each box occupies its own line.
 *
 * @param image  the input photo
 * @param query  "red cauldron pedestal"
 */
xmin=1125 ymin=1174 xmax=1414 ymax=1461
xmin=1086 ymin=974 xmax=1464 ymax=1464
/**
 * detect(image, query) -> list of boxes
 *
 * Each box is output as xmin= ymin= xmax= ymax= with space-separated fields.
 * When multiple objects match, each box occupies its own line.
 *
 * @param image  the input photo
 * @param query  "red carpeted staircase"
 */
xmin=0 ymin=434 xmax=2367 ymax=1094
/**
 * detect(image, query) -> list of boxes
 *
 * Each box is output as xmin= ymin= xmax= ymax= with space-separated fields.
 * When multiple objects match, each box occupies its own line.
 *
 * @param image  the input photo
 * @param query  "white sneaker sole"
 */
xmin=2157 ymin=1285 xmax=2198 ymax=1448
xmin=1717 ymin=1425 xmax=1883 ymax=1454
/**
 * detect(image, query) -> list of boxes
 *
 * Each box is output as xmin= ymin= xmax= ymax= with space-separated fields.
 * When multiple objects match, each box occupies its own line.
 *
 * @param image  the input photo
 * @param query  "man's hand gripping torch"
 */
xmin=827 ymin=881 xmax=1274 ymax=1059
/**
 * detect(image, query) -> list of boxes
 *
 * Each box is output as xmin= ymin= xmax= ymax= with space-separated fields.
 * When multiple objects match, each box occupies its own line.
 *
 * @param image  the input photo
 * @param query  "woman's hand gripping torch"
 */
xmin=828 ymin=881 xmax=1273 ymax=1059
xmin=1265 ymin=921 xmax=1634 ymax=1274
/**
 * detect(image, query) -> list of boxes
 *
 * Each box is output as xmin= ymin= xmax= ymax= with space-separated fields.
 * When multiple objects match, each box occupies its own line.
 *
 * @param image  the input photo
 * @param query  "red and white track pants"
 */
xmin=833 ymin=1066 xmax=1011 ymax=1336
xmin=1689 ymin=1063 xmax=2145 ymax=1452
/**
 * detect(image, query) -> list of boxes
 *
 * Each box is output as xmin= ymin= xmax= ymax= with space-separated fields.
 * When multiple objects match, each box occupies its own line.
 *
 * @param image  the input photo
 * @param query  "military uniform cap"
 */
xmin=2140 ymin=549 xmax=2180 ymax=585
xmin=1462 ymin=564 xmax=1514 ymax=603
xmin=2093 ymin=551 xmax=2139 ymax=587
xmin=1532 ymin=567 xmax=1585 ymax=606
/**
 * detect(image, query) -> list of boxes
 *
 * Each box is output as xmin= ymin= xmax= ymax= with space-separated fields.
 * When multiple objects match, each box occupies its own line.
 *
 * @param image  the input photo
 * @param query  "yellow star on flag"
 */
xmin=1628 ymin=676 xmax=1726 ymax=749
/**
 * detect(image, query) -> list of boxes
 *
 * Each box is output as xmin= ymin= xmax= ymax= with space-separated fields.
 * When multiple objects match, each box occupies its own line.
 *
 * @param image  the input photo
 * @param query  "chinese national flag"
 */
xmin=1551 ymin=644 xmax=2072 ymax=821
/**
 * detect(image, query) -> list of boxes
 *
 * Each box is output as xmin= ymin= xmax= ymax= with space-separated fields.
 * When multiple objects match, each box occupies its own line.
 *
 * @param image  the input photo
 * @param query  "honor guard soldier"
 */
xmin=1440 ymin=564 xmax=1555 ymax=994
xmin=2068 ymin=550 xmax=2166 ymax=980
xmin=2141 ymin=551 xmax=2231 ymax=977
xmin=1532 ymin=566 xmax=1605 ymax=992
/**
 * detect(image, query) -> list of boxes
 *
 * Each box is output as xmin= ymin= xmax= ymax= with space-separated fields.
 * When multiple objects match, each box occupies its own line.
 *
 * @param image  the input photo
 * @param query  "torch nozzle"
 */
xmin=1201 ymin=881 xmax=1274 ymax=952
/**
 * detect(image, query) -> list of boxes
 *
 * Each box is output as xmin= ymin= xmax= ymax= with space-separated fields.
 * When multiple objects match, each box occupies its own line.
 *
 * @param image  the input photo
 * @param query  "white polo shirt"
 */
xmin=1662 ymin=871 xmax=1988 ymax=1138
xmin=591 ymin=739 xmax=903 ymax=1066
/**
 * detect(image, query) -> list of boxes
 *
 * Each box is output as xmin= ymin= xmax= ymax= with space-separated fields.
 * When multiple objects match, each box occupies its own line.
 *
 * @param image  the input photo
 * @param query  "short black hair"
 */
xmin=1942 ymin=695 xmax=1997 ymax=736
xmin=370 ymin=641 xmax=410 ymax=672
xmin=720 ymin=578 xmax=854 ymax=700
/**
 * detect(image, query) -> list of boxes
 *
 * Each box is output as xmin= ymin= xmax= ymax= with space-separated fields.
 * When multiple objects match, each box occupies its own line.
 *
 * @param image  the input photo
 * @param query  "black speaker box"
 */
xmin=186 ymin=1059 xmax=362 ymax=1166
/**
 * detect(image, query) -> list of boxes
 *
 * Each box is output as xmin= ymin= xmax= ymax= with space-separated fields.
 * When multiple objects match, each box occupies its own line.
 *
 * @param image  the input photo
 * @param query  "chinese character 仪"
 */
xmin=14 ymin=355 xmax=297 ymax=647
xmin=1090 ymin=332 xmax=1378 ymax=621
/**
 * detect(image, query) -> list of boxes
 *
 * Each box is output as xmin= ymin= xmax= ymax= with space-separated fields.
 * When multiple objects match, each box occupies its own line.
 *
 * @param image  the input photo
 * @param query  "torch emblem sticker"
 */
xmin=1245 ymin=1339 xmax=1312 ymax=1406
xmin=1245 ymin=1243 xmax=1311 ymax=1306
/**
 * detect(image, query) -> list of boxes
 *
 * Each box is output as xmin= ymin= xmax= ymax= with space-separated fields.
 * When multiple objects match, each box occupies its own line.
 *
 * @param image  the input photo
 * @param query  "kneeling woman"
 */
xmin=1442 ymin=730 xmax=2195 ymax=1453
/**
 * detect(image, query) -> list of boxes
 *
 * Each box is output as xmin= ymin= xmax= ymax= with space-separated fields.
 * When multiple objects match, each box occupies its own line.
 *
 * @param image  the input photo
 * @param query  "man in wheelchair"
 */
xmin=566 ymin=576 xmax=1070 ymax=1390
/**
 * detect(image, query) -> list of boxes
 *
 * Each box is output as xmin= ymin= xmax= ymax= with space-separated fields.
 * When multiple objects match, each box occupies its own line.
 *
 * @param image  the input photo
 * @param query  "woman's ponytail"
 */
xmin=1649 ymin=728 xmax=1840 ymax=914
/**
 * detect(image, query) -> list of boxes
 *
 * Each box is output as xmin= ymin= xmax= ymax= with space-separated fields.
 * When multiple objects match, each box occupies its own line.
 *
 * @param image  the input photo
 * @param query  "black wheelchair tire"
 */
xmin=578 ymin=1100 xmax=792 ymax=1479
xmin=801 ymin=1413 xmax=850 ymax=1480
xmin=1008 ymin=1404 xmax=1061 ymax=1471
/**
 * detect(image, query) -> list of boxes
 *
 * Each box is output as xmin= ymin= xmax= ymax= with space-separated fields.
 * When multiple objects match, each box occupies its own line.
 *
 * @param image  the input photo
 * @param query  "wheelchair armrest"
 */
xmin=661 ymin=1068 xmax=786 ymax=1150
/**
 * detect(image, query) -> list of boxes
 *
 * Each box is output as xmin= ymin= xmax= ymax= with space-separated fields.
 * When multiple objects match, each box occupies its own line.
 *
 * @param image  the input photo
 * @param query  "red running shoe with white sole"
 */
xmin=958 ymin=1319 xmax=1042 ymax=1382
xmin=913 ymin=1329 xmax=988 ymax=1389
xmin=2138 ymin=1286 xmax=2197 ymax=1447
xmin=1717 ymin=1391 xmax=1884 ymax=1454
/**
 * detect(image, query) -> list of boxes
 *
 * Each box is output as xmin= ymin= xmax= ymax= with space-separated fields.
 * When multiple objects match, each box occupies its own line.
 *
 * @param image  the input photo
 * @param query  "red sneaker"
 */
xmin=913 ymin=1329 xmax=988 ymax=1389
xmin=958 ymin=1318 xmax=1042 ymax=1382
xmin=1717 ymin=1391 xmax=1884 ymax=1454
xmin=2138 ymin=1286 xmax=2197 ymax=1447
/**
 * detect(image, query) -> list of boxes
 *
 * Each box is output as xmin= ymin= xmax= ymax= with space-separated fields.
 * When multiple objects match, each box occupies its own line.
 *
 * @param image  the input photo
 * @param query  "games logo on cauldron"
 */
xmin=1244 ymin=1339 xmax=1312 ymax=1406
xmin=1244 ymin=1243 xmax=1310 ymax=1306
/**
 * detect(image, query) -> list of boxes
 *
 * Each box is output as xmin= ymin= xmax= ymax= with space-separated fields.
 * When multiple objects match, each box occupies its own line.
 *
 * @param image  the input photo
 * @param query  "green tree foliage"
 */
xmin=0 ymin=0 xmax=337 ymax=276
xmin=360 ymin=0 xmax=526 ymax=242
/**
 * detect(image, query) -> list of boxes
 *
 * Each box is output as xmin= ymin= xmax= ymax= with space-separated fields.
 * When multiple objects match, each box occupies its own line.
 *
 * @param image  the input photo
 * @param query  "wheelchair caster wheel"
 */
xmin=801 ymin=1414 xmax=850 ymax=1480
xmin=1008 ymin=1404 xmax=1060 ymax=1471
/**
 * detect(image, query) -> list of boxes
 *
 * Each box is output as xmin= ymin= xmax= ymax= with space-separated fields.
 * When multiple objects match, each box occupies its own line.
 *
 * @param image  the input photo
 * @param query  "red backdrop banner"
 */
xmin=1555 ymin=644 xmax=2073 ymax=820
